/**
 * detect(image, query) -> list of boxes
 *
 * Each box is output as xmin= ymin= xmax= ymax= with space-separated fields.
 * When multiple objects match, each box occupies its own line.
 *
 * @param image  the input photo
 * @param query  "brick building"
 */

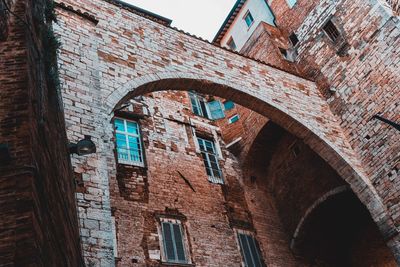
xmin=0 ymin=0 xmax=399 ymax=266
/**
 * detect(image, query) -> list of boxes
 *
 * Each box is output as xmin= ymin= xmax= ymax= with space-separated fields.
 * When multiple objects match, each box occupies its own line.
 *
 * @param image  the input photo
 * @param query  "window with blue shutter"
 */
xmin=207 ymin=100 xmax=225 ymax=120
xmin=244 ymin=11 xmax=254 ymax=28
xmin=237 ymin=233 xmax=265 ymax=267
xmin=114 ymin=118 xmax=144 ymax=166
xmin=286 ymin=0 xmax=297 ymax=8
xmin=161 ymin=221 xmax=188 ymax=264
xmin=197 ymin=137 xmax=223 ymax=184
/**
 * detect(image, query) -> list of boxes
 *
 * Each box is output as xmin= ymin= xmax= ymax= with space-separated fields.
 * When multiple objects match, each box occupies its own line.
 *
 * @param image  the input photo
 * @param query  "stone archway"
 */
xmin=103 ymin=72 xmax=396 ymax=243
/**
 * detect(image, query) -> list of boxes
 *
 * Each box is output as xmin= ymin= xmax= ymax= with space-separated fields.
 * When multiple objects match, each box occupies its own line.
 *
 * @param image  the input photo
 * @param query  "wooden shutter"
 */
xmin=207 ymin=100 xmax=225 ymax=120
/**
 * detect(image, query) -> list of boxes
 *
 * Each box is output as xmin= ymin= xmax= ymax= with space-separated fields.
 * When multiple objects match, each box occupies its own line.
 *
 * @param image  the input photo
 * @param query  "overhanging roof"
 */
xmin=212 ymin=0 xmax=246 ymax=44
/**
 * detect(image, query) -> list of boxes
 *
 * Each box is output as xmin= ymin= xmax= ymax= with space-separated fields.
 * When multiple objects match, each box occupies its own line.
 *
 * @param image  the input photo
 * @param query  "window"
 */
xmin=289 ymin=32 xmax=299 ymax=46
xmin=189 ymin=91 xmax=209 ymax=118
xmin=207 ymin=100 xmax=225 ymax=120
xmin=189 ymin=92 xmax=225 ymax=120
xmin=237 ymin=232 xmax=265 ymax=267
xmin=197 ymin=137 xmax=223 ymax=184
xmin=286 ymin=0 xmax=297 ymax=8
xmin=224 ymin=100 xmax=235 ymax=110
xmin=323 ymin=19 xmax=341 ymax=42
xmin=114 ymin=118 xmax=144 ymax=166
xmin=244 ymin=11 xmax=254 ymax=28
xmin=160 ymin=219 xmax=189 ymax=264
xmin=227 ymin=37 xmax=237 ymax=50
xmin=228 ymin=114 xmax=240 ymax=124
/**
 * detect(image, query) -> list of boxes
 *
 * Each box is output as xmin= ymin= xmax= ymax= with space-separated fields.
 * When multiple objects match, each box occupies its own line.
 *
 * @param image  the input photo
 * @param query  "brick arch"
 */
xmin=290 ymin=185 xmax=350 ymax=250
xmin=103 ymin=71 xmax=396 ymax=247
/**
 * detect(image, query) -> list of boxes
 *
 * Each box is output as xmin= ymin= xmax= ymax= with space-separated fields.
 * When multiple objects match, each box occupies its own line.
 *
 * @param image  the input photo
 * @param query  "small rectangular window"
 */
xmin=237 ymin=232 xmax=265 ymax=267
xmin=114 ymin=118 xmax=144 ymax=166
xmin=228 ymin=114 xmax=240 ymax=124
xmin=189 ymin=91 xmax=210 ymax=118
xmin=160 ymin=220 xmax=188 ymax=264
xmin=286 ymin=0 xmax=297 ymax=8
xmin=323 ymin=20 xmax=341 ymax=42
xmin=197 ymin=137 xmax=223 ymax=184
xmin=224 ymin=100 xmax=235 ymax=110
xmin=227 ymin=37 xmax=237 ymax=50
xmin=289 ymin=32 xmax=299 ymax=46
xmin=244 ymin=11 xmax=254 ymax=28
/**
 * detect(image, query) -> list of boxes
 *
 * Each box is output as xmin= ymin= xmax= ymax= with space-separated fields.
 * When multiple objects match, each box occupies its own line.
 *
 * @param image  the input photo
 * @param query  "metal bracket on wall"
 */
xmin=372 ymin=114 xmax=400 ymax=132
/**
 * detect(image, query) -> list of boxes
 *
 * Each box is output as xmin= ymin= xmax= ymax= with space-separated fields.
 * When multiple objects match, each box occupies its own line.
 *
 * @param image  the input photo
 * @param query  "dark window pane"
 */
xmin=248 ymin=235 xmax=263 ymax=267
xmin=239 ymin=233 xmax=254 ymax=267
xmin=162 ymin=222 xmax=176 ymax=261
xmin=173 ymin=224 xmax=186 ymax=262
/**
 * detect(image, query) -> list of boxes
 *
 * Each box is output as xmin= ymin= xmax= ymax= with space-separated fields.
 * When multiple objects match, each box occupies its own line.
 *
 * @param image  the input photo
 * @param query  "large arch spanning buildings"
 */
xmin=0 ymin=0 xmax=398 ymax=265
xmin=52 ymin=0 xmax=400 ymax=265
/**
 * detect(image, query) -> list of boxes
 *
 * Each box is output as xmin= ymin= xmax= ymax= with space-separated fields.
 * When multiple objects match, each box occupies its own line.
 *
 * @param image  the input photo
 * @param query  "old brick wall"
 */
xmin=53 ymin=0 xmax=399 ymax=264
xmin=0 ymin=0 xmax=83 ymax=265
xmin=218 ymin=0 xmax=400 ymax=259
xmin=110 ymin=91 xmax=270 ymax=266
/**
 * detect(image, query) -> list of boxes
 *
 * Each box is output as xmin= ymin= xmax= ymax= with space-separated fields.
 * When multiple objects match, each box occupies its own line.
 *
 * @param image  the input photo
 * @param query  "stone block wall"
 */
xmin=0 ymin=0 xmax=83 ymax=265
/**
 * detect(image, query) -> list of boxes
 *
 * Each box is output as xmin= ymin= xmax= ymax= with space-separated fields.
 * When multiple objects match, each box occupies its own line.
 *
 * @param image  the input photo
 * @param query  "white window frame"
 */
xmin=228 ymin=114 xmax=240 ymax=124
xmin=158 ymin=218 xmax=191 ymax=265
xmin=197 ymin=137 xmax=224 ymax=184
xmin=189 ymin=91 xmax=211 ymax=118
xmin=114 ymin=118 xmax=145 ymax=167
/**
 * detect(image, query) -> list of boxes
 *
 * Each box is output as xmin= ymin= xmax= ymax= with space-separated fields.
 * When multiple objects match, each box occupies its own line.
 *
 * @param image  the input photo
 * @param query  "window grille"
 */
xmin=237 ymin=233 xmax=265 ymax=267
xmin=114 ymin=118 xmax=144 ymax=166
xmin=323 ymin=20 xmax=341 ymax=42
xmin=197 ymin=137 xmax=223 ymax=184
xmin=161 ymin=221 xmax=188 ymax=264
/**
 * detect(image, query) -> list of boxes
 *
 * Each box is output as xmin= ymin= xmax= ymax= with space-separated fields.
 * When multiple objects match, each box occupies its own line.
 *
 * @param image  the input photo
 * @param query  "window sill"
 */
xmin=160 ymin=262 xmax=195 ymax=267
xmin=117 ymin=159 xmax=145 ymax=168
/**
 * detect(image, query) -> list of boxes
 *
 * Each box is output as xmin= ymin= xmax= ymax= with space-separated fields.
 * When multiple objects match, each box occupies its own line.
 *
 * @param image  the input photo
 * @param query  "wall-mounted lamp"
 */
xmin=372 ymin=114 xmax=400 ymax=132
xmin=0 ymin=144 xmax=11 ymax=164
xmin=68 ymin=135 xmax=96 ymax=156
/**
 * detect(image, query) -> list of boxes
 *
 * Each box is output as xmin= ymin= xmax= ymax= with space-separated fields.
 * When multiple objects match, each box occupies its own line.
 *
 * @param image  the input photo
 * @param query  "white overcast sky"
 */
xmin=122 ymin=0 xmax=237 ymax=41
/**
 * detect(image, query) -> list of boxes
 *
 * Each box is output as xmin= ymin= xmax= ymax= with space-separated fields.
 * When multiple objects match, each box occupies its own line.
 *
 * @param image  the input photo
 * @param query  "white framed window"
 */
xmin=236 ymin=230 xmax=265 ymax=267
xmin=159 ymin=218 xmax=190 ymax=264
xmin=228 ymin=114 xmax=240 ymax=124
xmin=286 ymin=0 xmax=297 ymax=8
xmin=189 ymin=92 xmax=225 ymax=120
xmin=114 ymin=118 xmax=144 ymax=166
xmin=189 ymin=91 xmax=210 ymax=118
xmin=197 ymin=137 xmax=223 ymax=184
xmin=244 ymin=11 xmax=254 ymax=28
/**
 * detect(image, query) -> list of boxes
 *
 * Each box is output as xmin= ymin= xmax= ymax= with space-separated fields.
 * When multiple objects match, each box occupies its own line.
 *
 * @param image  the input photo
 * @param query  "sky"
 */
xmin=122 ymin=0 xmax=237 ymax=41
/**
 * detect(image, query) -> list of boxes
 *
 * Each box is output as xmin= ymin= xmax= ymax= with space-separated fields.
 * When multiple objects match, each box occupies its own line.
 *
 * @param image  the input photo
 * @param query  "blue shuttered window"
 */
xmin=161 ymin=221 xmax=187 ymax=264
xmin=197 ymin=137 xmax=223 ymax=184
xmin=189 ymin=92 xmax=225 ymax=120
xmin=114 ymin=118 xmax=144 ymax=166
xmin=238 ymin=233 xmax=264 ymax=267
xmin=208 ymin=100 xmax=225 ymax=120
xmin=244 ymin=11 xmax=254 ymax=27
